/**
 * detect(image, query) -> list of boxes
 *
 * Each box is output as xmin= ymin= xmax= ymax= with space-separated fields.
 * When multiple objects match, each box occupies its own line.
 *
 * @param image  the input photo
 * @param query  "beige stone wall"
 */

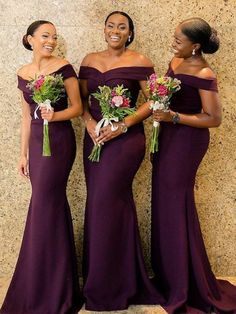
xmin=0 ymin=0 xmax=235 ymax=278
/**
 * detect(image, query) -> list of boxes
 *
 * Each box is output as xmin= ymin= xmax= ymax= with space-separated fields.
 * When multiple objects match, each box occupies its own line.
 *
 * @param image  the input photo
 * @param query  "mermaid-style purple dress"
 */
xmin=0 ymin=64 xmax=82 ymax=314
xmin=79 ymin=66 xmax=165 ymax=311
xmin=151 ymin=66 xmax=236 ymax=314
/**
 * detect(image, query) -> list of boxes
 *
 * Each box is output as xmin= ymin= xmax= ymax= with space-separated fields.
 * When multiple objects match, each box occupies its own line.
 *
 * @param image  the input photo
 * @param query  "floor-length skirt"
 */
xmin=151 ymin=123 xmax=236 ymax=314
xmin=1 ymin=120 xmax=82 ymax=314
xmin=83 ymin=124 xmax=164 ymax=311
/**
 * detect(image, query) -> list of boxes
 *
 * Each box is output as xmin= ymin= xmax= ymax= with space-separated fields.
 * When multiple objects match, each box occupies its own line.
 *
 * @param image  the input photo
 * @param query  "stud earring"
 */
xmin=192 ymin=48 xmax=196 ymax=56
xmin=128 ymin=35 xmax=131 ymax=42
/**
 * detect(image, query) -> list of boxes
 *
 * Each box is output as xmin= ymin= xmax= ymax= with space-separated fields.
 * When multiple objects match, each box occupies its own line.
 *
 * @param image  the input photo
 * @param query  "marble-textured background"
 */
xmin=0 ymin=0 xmax=235 ymax=278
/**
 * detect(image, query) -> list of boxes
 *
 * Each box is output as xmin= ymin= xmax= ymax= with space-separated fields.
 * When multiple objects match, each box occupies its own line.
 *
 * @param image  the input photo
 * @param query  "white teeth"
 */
xmin=110 ymin=36 xmax=120 ymax=41
xmin=44 ymin=45 xmax=53 ymax=51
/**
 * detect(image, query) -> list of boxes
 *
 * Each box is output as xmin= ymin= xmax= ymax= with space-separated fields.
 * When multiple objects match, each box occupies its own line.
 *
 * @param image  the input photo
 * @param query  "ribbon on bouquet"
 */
xmin=95 ymin=116 xmax=119 ymax=137
xmin=34 ymin=99 xmax=53 ymax=157
xmin=34 ymin=99 xmax=53 ymax=125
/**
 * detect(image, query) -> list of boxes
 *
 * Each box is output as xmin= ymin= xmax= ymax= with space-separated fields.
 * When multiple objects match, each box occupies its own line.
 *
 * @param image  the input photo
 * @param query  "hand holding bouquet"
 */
xmin=147 ymin=73 xmax=181 ymax=153
xmin=89 ymin=84 xmax=134 ymax=162
xmin=27 ymin=74 xmax=65 ymax=156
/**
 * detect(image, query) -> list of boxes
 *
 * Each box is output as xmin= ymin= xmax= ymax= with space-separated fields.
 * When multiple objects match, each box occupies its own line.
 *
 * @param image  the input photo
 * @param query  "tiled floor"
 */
xmin=0 ymin=277 xmax=235 ymax=313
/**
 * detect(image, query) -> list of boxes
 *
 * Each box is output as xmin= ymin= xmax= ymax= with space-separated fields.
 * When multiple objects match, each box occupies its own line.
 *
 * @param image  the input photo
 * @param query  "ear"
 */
xmin=192 ymin=43 xmax=201 ymax=52
xmin=27 ymin=35 xmax=33 ymax=46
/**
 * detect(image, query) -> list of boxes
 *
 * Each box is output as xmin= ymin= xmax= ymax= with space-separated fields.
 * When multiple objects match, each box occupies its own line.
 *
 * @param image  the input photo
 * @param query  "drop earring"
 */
xmin=128 ymin=35 xmax=131 ymax=42
xmin=192 ymin=48 xmax=196 ymax=56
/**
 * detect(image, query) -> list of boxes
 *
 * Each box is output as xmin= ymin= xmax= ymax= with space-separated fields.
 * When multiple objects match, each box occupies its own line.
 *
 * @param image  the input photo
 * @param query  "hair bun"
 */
xmin=22 ymin=34 xmax=32 ymax=51
xmin=202 ymin=27 xmax=220 ymax=54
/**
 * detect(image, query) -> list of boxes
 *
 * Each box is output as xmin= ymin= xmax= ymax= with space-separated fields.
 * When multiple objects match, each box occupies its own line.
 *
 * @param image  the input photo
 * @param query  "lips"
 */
xmin=110 ymin=36 xmax=120 ymax=42
xmin=172 ymin=48 xmax=179 ymax=54
xmin=44 ymin=45 xmax=54 ymax=52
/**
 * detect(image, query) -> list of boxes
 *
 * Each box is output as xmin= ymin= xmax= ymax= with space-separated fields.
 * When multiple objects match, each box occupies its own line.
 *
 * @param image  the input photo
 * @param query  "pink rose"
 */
xmin=112 ymin=95 xmax=124 ymax=107
xmin=157 ymin=85 xmax=168 ymax=97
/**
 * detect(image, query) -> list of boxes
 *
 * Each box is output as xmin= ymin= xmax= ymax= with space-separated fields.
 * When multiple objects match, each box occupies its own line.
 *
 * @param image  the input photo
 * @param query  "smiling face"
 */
xmin=28 ymin=23 xmax=57 ymax=57
xmin=172 ymin=25 xmax=199 ymax=58
xmin=104 ymin=13 xmax=131 ymax=49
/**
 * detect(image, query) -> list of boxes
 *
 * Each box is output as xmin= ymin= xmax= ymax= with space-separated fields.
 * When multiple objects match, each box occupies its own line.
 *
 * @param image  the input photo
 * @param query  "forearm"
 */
xmin=81 ymin=98 xmax=96 ymax=124
xmin=177 ymin=111 xmax=222 ymax=128
xmin=20 ymin=117 xmax=31 ymax=157
xmin=52 ymin=105 xmax=82 ymax=122
xmin=124 ymin=101 xmax=152 ymax=127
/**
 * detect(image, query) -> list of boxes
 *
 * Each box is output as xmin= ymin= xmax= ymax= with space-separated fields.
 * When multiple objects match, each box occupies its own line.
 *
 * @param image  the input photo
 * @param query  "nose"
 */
xmin=48 ymin=36 xmax=56 ymax=44
xmin=112 ymin=27 xmax=120 ymax=34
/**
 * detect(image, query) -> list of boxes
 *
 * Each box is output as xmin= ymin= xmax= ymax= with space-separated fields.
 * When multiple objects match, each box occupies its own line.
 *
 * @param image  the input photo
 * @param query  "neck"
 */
xmin=184 ymin=53 xmax=203 ymax=63
xmin=32 ymin=54 xmax=54 ymax=71
xmin=106 ymin=45 xmax=127 ymax=58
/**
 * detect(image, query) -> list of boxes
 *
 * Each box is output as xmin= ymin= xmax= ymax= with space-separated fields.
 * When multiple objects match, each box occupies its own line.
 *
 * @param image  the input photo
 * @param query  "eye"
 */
xmin=42 ymin=35 xmax=49 ymax=38
xmin=119 ymin=26 xmax=127 ymax=31
xmin=107 ymin=24 xmax=113 ymax=28
xmin=174 ymin=37 xmax=181 ymax=44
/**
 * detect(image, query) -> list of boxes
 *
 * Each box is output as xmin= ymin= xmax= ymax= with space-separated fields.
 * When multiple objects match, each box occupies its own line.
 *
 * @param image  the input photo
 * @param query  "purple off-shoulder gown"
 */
xmin=151 ymin=67 xmax=236 ymax=314
xmin=0 ymin=64 xmax=83 ymax=314
xmin=79 ymin=66 xmax=165 ymax=311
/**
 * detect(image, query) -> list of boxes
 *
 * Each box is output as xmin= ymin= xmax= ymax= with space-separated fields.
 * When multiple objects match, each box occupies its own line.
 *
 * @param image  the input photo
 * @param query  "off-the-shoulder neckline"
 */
xmin=169 ymin=65 xmax=216 ymax=81
xmin=80 ymin=65 xmax=154 ymax=74
xmin=18 ymin=63 xmax=72 ymax=81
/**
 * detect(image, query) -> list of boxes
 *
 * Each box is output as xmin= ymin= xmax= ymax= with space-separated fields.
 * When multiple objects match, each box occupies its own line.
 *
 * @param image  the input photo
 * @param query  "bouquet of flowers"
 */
xmin=89 ymin=84 xmax=134 ymax=162
xmin=147 ymin=73 xmax=181 ymax=153
xmin=27 ymin=74 xmax=65 ymax=156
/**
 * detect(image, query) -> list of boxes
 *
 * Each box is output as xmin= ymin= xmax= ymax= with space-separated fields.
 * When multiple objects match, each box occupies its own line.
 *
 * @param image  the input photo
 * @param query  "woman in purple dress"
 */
xmin=151 ymin=18 xmax=236 ymax=313
xmin=79 ymin=11 xmax=164 ymax=311
xmin=1 ymin=20 xmax=83 ymax=314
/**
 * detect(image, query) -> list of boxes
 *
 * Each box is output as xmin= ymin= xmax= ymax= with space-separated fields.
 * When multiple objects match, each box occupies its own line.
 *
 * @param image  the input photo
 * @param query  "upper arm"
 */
xmin=79 ymin=79 xmax=89 ymax=100
xmin=198 ymin=68 xmax=221 ymax=118
xmin=64 ymin=77 xmax=83 ymax=113
xmin=139 ymin=80 xmax=149 ymax=100
xmin=199 ymin=89 xmax=221 ymax=121
xmin=79 ymin=53 xmax=96 ymax=99
xmin=20 ymin=92 xmax=31 ymax=119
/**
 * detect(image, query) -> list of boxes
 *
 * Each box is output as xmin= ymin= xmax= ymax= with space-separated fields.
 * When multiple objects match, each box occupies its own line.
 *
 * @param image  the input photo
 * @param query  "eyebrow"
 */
xmin=174 ymin=35 xmax=182 ymax=40
xmin=107 ymin=22 xmax=127 ymax=25
xmin=42 ymin=32 xmax=57 ymax=36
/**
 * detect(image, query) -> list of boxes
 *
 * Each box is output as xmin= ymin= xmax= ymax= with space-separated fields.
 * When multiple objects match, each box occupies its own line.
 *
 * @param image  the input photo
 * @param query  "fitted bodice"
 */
xmin=166 ymin=66 xmax=218 ymax=114
xmin=17 ymin=64 xmax=77 ymax=120
xmin=79 ymin=66 xmax=154 ymax=121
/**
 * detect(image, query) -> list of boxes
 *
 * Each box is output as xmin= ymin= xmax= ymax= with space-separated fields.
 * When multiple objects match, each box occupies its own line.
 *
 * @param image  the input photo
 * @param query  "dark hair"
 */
xmin=105 ymin=11 xmax=134 ymax=47
xmin=22 ymin=20 xmax=54 ymax=51
xmin=180 ymin=17 xmax=220 ymax=54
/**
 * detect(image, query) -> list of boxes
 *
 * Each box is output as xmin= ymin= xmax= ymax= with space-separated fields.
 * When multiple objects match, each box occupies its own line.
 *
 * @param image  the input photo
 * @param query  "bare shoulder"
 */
xmin=128 ymin=50 xmax=154 ymax=67
xmin=17 ymin=64 xmax=30 ymax=77
xmin=50 ymin=57 xmax=70 ymax=70
xmin=56 ymin=58 xmax=70 ymax=67
xmin=80 ymin=52 xmax=100 ymax=66
xmin=197 ymin=67 xmax=216 ymax=79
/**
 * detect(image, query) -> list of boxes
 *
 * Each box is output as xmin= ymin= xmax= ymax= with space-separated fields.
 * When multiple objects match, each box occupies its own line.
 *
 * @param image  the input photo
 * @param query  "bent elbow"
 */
xmin=77 ymin=107 xmax=83 ymax=117
xmin=211 ymin=115 xmax=222 ymax=128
